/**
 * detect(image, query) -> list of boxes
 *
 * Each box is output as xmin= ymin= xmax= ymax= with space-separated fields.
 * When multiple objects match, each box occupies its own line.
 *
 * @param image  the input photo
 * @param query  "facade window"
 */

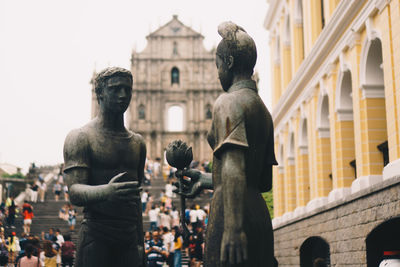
xmin=171 ymin=67 xmax=180 ymax=85
xmin=205 ymin=104 xmax=212 ymax=120
xmin=300 ymin=237 xmax=331 ymax=267
xmin=138 ymin=104 xmax=145 ymax=120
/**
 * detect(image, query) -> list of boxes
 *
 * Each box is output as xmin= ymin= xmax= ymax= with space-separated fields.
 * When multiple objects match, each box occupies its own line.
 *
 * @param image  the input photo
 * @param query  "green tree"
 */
xmin=262 ymin=191 xmax=274 ymax=219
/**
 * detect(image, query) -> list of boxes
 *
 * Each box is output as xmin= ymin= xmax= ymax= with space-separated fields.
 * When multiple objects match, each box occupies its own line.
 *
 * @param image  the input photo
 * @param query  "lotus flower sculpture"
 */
xmin=166 ymin=140 xmax=193 ymax=241
xmin=166 ymin=140 xmax=193 ymax=170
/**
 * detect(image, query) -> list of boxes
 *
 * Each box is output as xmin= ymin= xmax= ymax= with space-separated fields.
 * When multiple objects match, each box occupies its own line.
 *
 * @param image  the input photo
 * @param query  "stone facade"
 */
xmin=92 ymin=15 xmax=222 ymax=163
xmin=274 ymin=176 xmax=400 ymax=267
xmin=264 ymin=0 xmax=400 ymax=265
xmin=128 ymin=15 xmax=221 ymax=162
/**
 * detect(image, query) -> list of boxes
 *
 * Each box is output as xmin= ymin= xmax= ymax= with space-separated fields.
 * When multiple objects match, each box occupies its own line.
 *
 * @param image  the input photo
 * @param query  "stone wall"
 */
xmin=274 ymin=176 xmax=400 ymax=267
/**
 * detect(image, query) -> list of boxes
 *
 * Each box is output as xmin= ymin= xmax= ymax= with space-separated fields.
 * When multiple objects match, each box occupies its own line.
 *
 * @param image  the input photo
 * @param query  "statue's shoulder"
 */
xmin=127 ymin=130 xmax=146 ymax=147
xmin=64 ymin=121 xmax=95 ymax=150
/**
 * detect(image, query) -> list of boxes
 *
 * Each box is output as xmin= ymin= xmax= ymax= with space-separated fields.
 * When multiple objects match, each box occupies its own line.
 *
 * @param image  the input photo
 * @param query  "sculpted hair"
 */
xmin=94 ymin=67 xmax=133 ymax=96
xmin=216 ymin=21 xmax=257 ymax=75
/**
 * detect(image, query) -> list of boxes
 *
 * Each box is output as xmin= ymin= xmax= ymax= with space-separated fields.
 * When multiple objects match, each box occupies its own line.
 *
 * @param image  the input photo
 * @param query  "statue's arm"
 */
xmin=220 ymin=147 xmax=248 ymax=264
xmin=64 ymin=168 xmax=111 ymax=207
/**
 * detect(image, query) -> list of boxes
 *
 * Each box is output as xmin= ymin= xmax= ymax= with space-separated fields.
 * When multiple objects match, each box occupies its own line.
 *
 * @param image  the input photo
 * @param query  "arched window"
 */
xmin=205 ymin=104 xmax=212 ymax=120
xmin=300 ymin=119 xmax=308 ymax=148
xmin=300 ymin=237 xmax=331 ymax=267
xmin=366 ymin=217 xmax=400 ymax=267
xmin=171 ymin=67 xmax=180 ymax=85
xmin=138 ymin=104 xmax=145 ymax=120
xmin=336 ymin=70 xmax=353 ymax=120
xmin=167 ymin=105 xmax=183 ymax=131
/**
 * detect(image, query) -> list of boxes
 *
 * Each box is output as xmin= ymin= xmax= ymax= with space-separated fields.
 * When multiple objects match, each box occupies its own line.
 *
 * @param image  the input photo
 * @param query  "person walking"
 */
xmin=38 ymin=182 xmax=46 ymax=203
xmin=52 ymin=182 xmax=62 ymax=202
xmin=22 ymin=201 xmax=34 ymax=235
xmin=30 ymin=182 xmax=39 ymax=203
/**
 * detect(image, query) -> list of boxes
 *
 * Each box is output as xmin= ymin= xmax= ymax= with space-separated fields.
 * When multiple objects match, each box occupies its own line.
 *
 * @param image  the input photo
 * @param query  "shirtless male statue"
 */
xmin=63 ymin=67 xmax=146 ymax=267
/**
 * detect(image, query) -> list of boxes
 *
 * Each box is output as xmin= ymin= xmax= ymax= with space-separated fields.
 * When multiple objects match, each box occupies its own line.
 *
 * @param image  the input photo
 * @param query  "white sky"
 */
xmin=0 ymin=0 xmax=271 ymax=172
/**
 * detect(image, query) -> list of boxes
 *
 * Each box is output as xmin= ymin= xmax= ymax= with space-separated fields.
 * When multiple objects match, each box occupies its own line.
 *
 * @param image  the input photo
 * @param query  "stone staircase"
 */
xmin=5 ymin=172 xmax=83 ymax=245
xmin=142 ymin=173 xmax=211 ymax=267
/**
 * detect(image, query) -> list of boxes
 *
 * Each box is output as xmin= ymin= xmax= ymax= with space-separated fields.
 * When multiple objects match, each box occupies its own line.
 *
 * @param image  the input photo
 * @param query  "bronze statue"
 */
xmin=175 ymin=22 xmax=277 ymax=267
xmin=63 ymin=67 xmax=146 ymax=267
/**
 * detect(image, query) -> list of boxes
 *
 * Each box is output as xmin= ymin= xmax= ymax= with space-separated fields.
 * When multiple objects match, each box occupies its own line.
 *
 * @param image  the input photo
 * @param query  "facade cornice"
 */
xmin=272 ymin=0 xmax=375 ymax=135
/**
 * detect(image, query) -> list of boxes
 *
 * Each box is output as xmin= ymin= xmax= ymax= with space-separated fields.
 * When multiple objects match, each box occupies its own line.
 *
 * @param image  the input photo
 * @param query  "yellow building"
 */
xmin=265 ymin=1 xmax=400 ymax=266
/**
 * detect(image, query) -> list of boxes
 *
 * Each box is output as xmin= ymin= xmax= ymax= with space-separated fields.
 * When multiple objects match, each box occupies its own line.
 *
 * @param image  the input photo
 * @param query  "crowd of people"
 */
xmin=0 ymin=227 xmax=75 ymax=267
xmin=141 ymin=157 xmax=211 ymax=267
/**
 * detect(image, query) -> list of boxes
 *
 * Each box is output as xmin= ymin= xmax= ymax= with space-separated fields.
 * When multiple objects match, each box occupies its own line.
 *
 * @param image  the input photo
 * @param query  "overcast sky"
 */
xmin=0 ymin=0 xmax=271 ymax=172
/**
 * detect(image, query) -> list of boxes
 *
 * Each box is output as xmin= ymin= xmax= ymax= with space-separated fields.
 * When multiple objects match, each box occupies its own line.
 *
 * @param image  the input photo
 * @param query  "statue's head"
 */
xmin=94 ymin=67 xmax=133 ymax=114
xmin=216 ymin=22 xmax=257 ymax=91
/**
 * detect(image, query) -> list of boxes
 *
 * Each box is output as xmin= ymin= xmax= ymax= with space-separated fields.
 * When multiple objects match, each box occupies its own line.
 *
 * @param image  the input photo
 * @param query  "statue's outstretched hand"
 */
xmin=221 ymin=229 xmax=248 ymax=265
xmin=107 ymin=172 xmax=141 ymax=204
xmin=173 ymin=169 xmax=203 ymax=198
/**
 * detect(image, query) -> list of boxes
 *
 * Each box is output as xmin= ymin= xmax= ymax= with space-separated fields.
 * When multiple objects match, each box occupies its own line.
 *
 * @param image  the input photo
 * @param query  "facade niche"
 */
xmin=205 ymin=104 xmax=212 ymax=120
xmin=138 ymin=104 xmax=145 ymax=120
xmin=171 ymin=67 xmax=180 ymax=85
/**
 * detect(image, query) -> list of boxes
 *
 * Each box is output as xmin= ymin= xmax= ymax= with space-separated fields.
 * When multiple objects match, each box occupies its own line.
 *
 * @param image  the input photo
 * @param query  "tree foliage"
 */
xmin=262 ymin=191 xmax=274 ymax=219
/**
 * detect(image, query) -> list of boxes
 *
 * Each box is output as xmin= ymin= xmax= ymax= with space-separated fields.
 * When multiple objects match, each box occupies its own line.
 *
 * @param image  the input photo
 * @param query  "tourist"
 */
xmin=148 ymin=205 xmax=159 ymax=231
xmin=58 ymin=205 xmax=68 ymax=221
xmin=162 ymin=227 xmax=174 ymax=267
xmin=16 ymin=243 xmax=40 ymax=267
xmin=67 ymin=205 xmax=77 ymax=231
xmin=172 ymin=227 xmax=182 ymax=267
xmin=52 ymin=182 xmax=62 ymax=202
xmin=189 ymin=205 xmax=198 ymax=230
xmin=141 ymin=190 xmax=149 ymax=213
xmin=193 ymin=226 xmax=204 ymax=267
xmin=7 ymin=232 xmax=19 ymax=266
xmin=195 ymin=206 xmax=206 ymax=228
xmin=40 ymin=240 xmax=57 ymax=267
xmin=170 ymin=207 xmax=179 ymax=228
xmin=54 ymin=230 xmax=64 ymax=248
xmin=22 ymin=201 xmax=34 ymax=235
xmin=159 ymin=210 xmax=171 ymax=230
xmin=38 ymin=181 xmax=46 ymax=203
xmin=0 ymin=235 xmax=8 ymax=266
xmin=43 ymin=229 xmax=55 ymax=242
xmin=145 ymin=230 xmax=168 ymax=267
xmin=30 ymin=182 xmax=39 ymax=203
xmin=62 ymin=185 xmax=68 ymax=202
xmin=60 ymin=234 xmax=75 ymax=267
xmin=6 ymin=198 xmax=16 ymax=229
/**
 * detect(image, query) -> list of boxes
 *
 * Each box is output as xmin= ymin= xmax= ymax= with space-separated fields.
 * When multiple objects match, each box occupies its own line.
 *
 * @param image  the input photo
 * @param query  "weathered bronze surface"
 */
xmin=63 ymin=67 xmax=146 ymax=267
xmin=176 ymin=22 xmax=278 ymax=267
